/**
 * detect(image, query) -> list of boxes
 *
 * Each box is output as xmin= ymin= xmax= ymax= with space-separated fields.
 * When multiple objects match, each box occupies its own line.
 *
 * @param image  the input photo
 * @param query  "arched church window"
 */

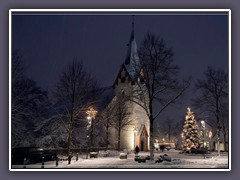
xmin=121 ymin=76 xmax=126 ymax=83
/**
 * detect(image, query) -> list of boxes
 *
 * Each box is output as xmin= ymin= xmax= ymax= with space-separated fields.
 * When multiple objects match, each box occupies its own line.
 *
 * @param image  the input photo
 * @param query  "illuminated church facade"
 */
xmin=107 ymin=22 xmax=150 ymax=151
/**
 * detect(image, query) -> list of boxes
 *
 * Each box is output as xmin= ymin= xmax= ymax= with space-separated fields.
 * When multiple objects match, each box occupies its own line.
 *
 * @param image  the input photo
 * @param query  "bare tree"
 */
xmin=102 ymin=108 xmax=115 ymax=150
xmin=154 ymin=119 xmax=179 ymax=147
xmin=54 ymin=59 xmax=100 ymax=154
xmin=128 ymin=33 xmax=189 ymax=160
xmin=98 ymin=95 xmax=116 ymax=150
xmin=164 ymin=119 xmax=174 ymax=146
xmin=193 ymin=66 xmax=228 ymax=155
xmin=113 ymin=96 xmax=133 ymax=151
xmin=172 ymin=118 xmax=185 ymax=149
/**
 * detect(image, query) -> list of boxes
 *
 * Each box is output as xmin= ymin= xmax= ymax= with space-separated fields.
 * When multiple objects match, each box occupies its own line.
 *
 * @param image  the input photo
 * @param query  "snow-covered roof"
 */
xmin=137 ymin=124 xmax=149 ymax=137
xmin=95 ymin=86 xmax=115 ymax=111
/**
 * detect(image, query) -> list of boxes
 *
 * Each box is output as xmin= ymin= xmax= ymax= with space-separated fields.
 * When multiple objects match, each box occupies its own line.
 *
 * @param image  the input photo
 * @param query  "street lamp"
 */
xmin=86 ymin=107 xmax=97 ymax=159
xmin=201 ymin=120 xmax=206 ymax=148
xmin=201 ymin=120 xmax=206 ymax=159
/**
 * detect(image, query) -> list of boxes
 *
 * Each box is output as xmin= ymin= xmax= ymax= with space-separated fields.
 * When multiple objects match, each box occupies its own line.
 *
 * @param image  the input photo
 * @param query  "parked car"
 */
xmin=29 ymin=149 xmax=57 ymax=163
xmin=165 ymin=146 xmax=171 ymax=151
xmin=12 ymin=147 xmax=57 ymax=165
xmin=159 ymin=145 xmax=171 ymax=152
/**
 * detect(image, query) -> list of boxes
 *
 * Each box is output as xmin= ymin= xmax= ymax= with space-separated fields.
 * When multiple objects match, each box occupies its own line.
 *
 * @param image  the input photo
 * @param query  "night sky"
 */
xmin=11 ymin=11 xmax=229 ymax=121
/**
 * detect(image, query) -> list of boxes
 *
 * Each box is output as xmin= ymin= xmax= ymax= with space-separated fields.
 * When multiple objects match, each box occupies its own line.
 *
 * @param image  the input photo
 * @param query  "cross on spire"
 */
xmin=132 ymin=15 xmax=135 ymax=35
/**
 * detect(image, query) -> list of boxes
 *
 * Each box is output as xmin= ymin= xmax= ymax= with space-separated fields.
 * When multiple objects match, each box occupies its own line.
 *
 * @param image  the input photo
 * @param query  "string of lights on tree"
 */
xmin=181 ymin=107 xmax=201 ymax=152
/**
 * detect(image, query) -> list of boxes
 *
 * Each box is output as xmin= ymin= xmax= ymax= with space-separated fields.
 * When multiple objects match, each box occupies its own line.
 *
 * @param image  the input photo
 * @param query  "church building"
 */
xmin=107 ymin=21 xmax=150 ymax=151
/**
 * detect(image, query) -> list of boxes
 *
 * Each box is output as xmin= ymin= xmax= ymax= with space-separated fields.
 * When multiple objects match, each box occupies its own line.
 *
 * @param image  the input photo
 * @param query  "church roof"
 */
xmin=95 ymin=86 xmax=115 ymax=111
xmin=137 ymin=124 xmax=149 ymax=137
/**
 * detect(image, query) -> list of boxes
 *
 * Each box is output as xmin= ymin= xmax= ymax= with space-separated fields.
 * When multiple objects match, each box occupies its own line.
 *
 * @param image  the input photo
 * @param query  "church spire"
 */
xmin=131 ymin=15 xmax=135 ymax=38
xmin=124 ymin=15 xmax=140 ymax=79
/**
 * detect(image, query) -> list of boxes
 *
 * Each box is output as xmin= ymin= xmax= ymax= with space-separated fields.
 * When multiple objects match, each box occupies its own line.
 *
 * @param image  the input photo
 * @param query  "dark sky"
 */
xmin=12 ymin=11 xmax=229 ymax=122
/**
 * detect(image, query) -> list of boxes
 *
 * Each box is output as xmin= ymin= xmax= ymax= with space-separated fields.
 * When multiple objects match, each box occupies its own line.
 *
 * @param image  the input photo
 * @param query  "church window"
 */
xmin=121 ymin=76 xmax=126 ymax=83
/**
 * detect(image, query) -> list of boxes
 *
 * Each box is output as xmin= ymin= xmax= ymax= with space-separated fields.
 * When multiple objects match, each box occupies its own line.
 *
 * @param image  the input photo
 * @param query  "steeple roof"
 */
xmin=124 ymin=17 xmax=141 ymax=79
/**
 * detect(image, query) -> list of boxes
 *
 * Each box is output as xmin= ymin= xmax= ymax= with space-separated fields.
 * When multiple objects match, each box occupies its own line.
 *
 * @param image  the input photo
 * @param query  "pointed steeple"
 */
xmin=124 ymin=15 xmax=140 ymax=79
xmin=131 ymin=15 xmax=135 ymax=39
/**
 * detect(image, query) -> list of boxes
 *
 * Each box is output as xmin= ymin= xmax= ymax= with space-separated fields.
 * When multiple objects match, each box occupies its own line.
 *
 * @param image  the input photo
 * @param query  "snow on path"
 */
xmin=11 ymin=150 xmax=229 ymax=170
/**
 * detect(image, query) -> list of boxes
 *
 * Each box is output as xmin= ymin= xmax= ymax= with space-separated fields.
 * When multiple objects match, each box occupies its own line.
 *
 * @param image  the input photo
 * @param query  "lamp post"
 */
xmin=201 ymin=120 xmax=206 ymax=148
xmin=201 ymin=120 xmax=206 ymax=159
xmin=209 ymin=130 xmax=212 ymax=150
xmin=86 ymin=116 xmax=91 ymax=159
xmin=86 ymin=107 xmax=97 ymax=159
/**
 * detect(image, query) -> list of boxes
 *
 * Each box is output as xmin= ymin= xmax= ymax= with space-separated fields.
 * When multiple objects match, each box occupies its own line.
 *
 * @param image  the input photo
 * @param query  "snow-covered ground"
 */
xmin=11 ymin=150 xmax=229 ymax=171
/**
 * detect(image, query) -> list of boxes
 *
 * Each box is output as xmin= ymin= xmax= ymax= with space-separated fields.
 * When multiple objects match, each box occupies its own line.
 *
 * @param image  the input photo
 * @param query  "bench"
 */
xmin=89 ymin=152 xmax=98 ymax=158
xmin=99 ymin=150 xmax=109 ymax=157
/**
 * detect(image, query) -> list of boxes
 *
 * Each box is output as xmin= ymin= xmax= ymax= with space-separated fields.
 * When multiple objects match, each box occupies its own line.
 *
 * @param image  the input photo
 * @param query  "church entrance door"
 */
xmin=139 ymin=132 xmax=148 ymax=151
xmin=141 ymin=140 xmax=144 ymax=151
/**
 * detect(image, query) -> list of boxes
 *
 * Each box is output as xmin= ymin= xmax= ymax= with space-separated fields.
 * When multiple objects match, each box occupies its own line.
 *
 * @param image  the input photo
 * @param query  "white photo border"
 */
xmin=9 ymin=9 xmax=231 ymax=172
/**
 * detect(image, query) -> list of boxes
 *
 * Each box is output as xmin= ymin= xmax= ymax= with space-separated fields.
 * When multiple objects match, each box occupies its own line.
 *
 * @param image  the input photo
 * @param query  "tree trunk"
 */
xmin=216 ymin=96 xmax=221 ymax=156
xmin=222 ymin=122 xmax=227 ymax=152
xmin=217 ymin=128 xmax=220 ymax=156
xmin=118 ymin=128 xmax=121 ymax=151
xmin=106 ymin=123 xmax=109 ymax=150
xmin=223 ymin=132 xmax=227 ymax=152
xmin=168 ymin=130 xmax=171 ymax=146
xmin=149 ymin=115 xmax=154 ymax=160
xmin=68 ymin=105 xmax=74 ymax=155
xmin=67 ymin=124 xmax=72 ymax=155
xmin=90 ymin=124 xmax=94 ymax=148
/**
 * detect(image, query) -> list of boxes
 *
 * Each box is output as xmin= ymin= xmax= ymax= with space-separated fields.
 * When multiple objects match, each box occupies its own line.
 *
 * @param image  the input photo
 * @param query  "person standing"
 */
xmin=135 ymin=145 xmax=140 ymax=155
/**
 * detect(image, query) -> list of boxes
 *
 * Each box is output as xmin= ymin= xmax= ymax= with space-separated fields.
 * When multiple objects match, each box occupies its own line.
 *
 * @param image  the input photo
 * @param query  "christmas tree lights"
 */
xmin=182 ymin=107 xmax=201 ymax=152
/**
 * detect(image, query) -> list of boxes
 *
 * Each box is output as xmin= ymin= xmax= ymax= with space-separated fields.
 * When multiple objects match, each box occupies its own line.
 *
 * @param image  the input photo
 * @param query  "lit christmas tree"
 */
xmin=181 ymin=107 xmax=201 ymax=152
